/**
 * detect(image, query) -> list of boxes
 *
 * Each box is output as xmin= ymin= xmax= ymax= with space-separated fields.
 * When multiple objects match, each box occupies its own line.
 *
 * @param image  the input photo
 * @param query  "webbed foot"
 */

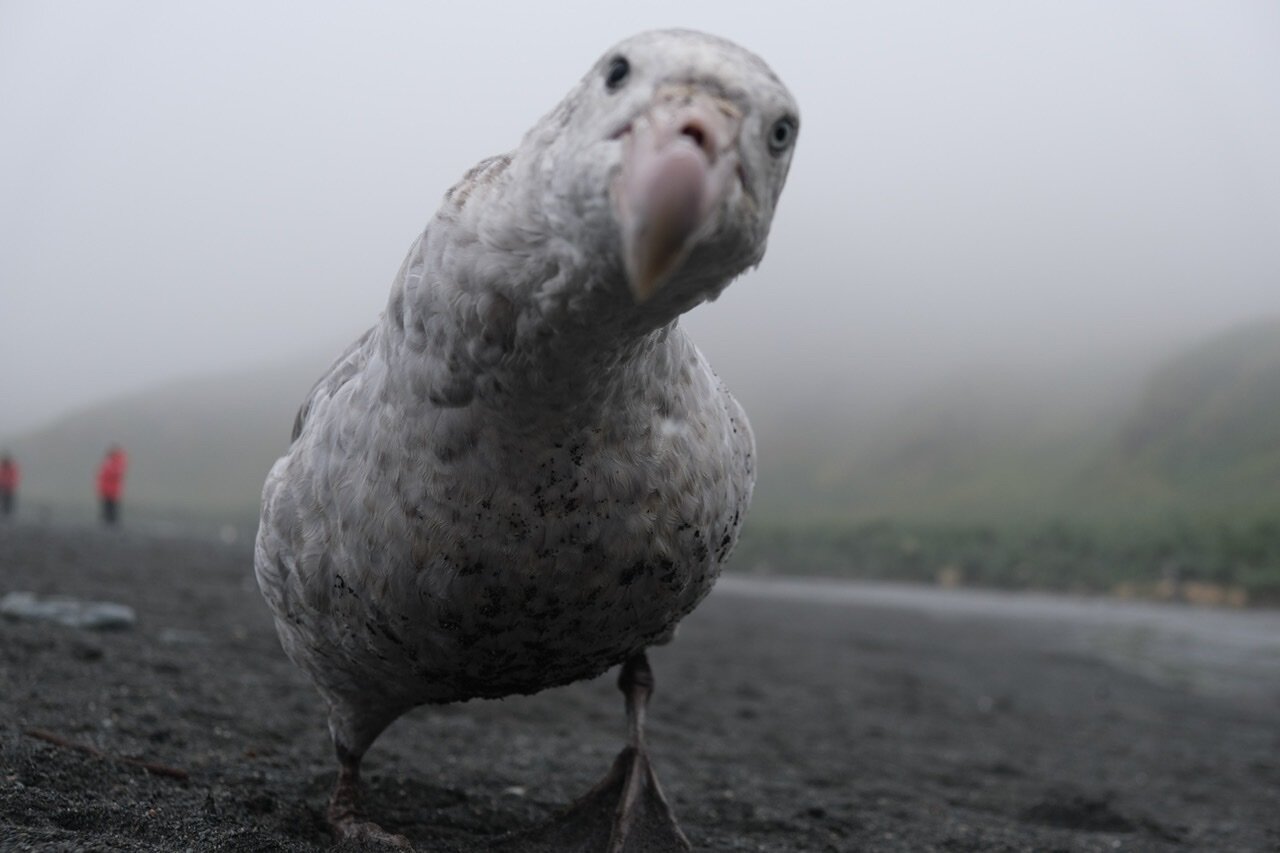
xmin=506 ymin=652 xmax=692 ymax=852
xmin=330 ymin=816 xmax=413 ymax=849
xmin=519 ymin=744 xmax=691 ymax=851
xmin=328 ymin=760 xmax=412 ymax=849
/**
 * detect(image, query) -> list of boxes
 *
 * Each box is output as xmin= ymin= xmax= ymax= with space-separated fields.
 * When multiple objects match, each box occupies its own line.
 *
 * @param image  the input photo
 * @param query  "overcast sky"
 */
xmin=2 ymin=1 xmax=1278 ymax=436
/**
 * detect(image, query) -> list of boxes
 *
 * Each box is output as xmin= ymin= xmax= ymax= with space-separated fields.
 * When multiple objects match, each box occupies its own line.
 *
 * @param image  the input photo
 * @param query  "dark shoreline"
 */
xmin=2 ymin=524 xmax=1277 ymax=851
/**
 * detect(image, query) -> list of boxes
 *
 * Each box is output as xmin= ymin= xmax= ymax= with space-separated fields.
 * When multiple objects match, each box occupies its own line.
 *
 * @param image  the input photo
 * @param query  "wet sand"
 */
xmin=2 ymin=523 xmax=1277 ymax=851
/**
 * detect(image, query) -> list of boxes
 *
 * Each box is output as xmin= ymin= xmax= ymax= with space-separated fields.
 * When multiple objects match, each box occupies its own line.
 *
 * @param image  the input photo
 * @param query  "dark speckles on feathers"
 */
xmin=619 ymin=561 xmax=648 ymax=587
xmin=255 ymin=27 xmax=778 ymax=725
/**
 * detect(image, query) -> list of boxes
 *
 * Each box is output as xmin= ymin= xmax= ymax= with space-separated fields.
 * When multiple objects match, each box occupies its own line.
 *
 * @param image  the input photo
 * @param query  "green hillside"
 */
xmin=748 ymin=366 xmax=1133 ymax=524
xmin=733 ymin=318 xmax=1280 ymax=601
xmin=1080 ymin=317 xmax=1280 ymax=517
xmin=744 ymin=320 xmax=1280 ymax=524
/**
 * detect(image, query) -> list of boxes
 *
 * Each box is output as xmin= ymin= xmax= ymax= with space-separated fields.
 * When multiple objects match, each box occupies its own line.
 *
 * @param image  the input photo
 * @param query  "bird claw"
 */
xmin=329 ymin=770 xmax=413 ymax=849
xmin=330 ymin=816 xmax=413 ymax=850
xmin=505 ymin=745 xmax=692 ymax=853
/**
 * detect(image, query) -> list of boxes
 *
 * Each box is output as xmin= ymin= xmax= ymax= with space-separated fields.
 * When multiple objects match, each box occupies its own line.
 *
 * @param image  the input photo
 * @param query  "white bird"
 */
xmin=255 ymin=29 xmax=798 ymax=851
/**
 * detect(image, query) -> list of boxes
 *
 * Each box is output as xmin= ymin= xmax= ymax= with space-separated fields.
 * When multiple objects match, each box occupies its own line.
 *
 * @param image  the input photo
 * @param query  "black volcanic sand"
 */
xmin=2 ymin=524 xmax=1277 ymax=852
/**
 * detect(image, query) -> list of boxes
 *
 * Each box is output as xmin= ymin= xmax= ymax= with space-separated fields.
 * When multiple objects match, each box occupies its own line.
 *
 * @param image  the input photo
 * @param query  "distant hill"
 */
xmin=743 ymin=318 xmax=1280 ymax=523
xmin=746 ymin=357 xmax=1141 ymax=523
xmin=1081 ymin=317 xmax=1280 ymax=517
xmin=5 ymin=319 xmax=1278 ymax=528
xmin=2 ymin=354 xmax=332 ymax=525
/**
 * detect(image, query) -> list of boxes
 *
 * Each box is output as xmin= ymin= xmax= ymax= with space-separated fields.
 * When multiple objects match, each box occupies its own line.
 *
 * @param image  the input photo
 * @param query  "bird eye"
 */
xmin=605 ymin=56 xmax=630 ymax=92
xmin=767 ymin=116 xmax=797 ymax=155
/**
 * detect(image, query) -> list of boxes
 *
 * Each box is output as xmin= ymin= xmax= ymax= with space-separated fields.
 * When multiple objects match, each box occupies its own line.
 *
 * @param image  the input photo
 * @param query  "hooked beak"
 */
xmin=614 ymin=86 xmax=742 ymax=303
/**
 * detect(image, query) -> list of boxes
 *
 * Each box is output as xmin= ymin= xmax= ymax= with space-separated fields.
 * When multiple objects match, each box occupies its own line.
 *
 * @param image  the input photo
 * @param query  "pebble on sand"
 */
xmin=0 ymin=591 xmax=136 ymax=630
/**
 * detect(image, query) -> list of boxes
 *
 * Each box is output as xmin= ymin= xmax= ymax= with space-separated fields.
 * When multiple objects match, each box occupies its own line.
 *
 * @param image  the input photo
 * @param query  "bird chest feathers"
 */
xmin=262 ymin=321 xmax=754 ymax=706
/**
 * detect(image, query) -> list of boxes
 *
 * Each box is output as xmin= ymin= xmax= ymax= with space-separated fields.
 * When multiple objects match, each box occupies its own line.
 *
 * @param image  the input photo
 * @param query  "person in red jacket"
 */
xmin=0 ymin=454 xmax=19 ymax=519
xmin=97 ymin=445 xmax=128 ymax=525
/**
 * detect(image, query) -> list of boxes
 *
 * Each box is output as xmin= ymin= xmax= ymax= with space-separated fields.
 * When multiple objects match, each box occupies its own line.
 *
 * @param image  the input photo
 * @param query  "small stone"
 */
xmin=0 ymin=591 xmax=136 ymax=631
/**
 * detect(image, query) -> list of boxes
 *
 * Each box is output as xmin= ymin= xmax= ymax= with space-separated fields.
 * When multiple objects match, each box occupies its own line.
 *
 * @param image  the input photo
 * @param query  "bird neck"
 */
xmin=384 ymin=218 xmax=691 ymax=423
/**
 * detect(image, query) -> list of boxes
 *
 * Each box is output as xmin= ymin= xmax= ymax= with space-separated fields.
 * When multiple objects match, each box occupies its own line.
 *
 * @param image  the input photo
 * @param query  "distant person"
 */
xmin=97 ymin=446 xmax=128 ymax=525
xmin=0 ymin=454 xmax=19 ymax=519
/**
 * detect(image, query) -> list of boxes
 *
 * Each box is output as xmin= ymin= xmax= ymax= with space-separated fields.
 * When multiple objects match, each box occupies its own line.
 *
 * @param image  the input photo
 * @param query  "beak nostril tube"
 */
xmin=680 ymin=122 xmax=713 ymax=159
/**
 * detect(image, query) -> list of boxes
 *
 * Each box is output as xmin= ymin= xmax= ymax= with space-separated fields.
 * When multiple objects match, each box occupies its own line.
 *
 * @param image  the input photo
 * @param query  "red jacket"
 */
xmin=0 ymin=460 xmax=18 ymax=493
xmin=97 ymin=450 xmax=127 ymax=500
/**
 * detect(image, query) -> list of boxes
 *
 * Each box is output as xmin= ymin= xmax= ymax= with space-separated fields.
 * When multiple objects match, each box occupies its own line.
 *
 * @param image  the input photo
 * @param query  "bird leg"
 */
xmin=327 ymin=726 xmax=411 ymax=848
xmin=509 ymin=651 xmax=692 ymax=852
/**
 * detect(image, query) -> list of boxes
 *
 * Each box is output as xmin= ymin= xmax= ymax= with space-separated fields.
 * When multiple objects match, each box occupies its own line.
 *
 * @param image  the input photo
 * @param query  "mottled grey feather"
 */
xmin=255 ymin=28 xmax=798 ymax=755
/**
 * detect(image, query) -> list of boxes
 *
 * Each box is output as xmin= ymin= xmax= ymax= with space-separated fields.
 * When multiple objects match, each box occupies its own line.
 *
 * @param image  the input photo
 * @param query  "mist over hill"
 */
xmin=743 ymin=354 xmax=1144 ymax=523
xmin=1 ymin=352 xmax=333 ymax=525
xmin=1084 ymin=317 xmax=1280 ymax=516
xmin=4 ymin=319 xmax=1278 ymax=529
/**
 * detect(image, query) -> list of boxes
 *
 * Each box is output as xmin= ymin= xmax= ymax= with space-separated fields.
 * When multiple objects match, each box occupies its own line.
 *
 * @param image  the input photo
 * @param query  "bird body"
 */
xmin=254 ymin=29 xmax=796 ymax=846
xmin=257 ymin=298 xmax=753 ymax=710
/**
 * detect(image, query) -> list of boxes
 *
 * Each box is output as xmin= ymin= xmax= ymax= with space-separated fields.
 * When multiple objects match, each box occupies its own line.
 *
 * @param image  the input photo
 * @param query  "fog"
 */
xmin=2 ymin=1 xmax=1278 ymax=436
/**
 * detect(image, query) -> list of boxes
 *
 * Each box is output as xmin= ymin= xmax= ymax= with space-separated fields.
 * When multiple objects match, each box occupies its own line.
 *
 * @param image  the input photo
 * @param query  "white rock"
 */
xmin=1 ymin=591 xmax=136 ymax=630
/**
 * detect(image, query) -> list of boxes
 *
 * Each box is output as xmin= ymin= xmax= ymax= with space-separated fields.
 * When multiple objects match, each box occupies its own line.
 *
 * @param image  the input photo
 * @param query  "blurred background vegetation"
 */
xmin=5 ymin=317 xmax=1279 ymax=603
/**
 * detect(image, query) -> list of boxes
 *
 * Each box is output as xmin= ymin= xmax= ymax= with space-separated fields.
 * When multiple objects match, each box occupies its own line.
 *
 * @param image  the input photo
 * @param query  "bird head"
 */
xmin=521 ymin=30 xmax=799 ymax=314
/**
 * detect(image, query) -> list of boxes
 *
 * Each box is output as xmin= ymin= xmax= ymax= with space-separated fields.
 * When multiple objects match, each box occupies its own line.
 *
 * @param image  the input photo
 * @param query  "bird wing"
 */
xmin=291 ymin=326 xmax=378 ymax=442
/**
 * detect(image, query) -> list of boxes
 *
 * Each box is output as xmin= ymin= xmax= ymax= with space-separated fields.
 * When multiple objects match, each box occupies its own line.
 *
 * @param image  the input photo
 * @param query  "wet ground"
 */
xmin=2 ymin=523 xmax=1278 ymax=851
